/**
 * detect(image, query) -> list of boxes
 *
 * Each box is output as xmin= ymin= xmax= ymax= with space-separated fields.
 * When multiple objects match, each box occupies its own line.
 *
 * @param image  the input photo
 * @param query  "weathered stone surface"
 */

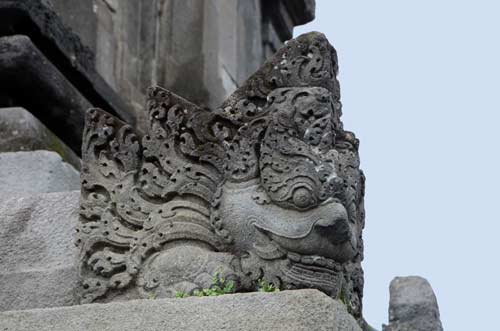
xmin=0 ymin=190 xmax=79 ymax=312
xmin=0 ymin=289 xmax=362 ymax=331
xmin=261 ymin=0 xmax=316 ymax=58
xmin=0 ymin=107 xmax=80 ymax=169
xmin=0 ymin=0 xmax=135 ymax=127
xmin=49 ymin=0 xmax=97 ymax=53
xmin=288 ymin=0 xmax=316 ymax=25
xmin=0 ymin=190 xmax=79 ymax=273
xmin=0 ymin=35 xmax=93 ymax=152
xmin=0 ymin=267 xmax=77 ymax=312
xmin=0 ymin=151 xmax=79 ymax=194
xmin=76 ymin=32 xmax=366 ymax=326
xmin=0 ymin=0 xmax=314 ymax=145
xmin=262 ymin=0 xmax=316 ymax=40
xmin=41 ymin=0 xmax=315 ymax=122
xmin=383 ymin=276 xmax=443 ymax=331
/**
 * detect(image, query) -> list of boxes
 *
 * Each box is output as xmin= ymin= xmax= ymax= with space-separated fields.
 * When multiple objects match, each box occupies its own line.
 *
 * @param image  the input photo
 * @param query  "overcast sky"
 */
xmin=295 ymin=1 xmax=499 ymax=330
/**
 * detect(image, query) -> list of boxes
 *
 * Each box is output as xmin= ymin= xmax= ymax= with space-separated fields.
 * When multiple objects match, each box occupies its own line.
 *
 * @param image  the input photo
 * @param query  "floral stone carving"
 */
xmin=76 ymin=32 xmax=366 ymax=327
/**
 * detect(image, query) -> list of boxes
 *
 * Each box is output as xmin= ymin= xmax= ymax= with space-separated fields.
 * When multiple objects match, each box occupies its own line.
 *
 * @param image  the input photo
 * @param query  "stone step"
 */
xmin=0 ymin=289 xmax=362 ymax=331
xmin=0 ymin=267 xmax=77 ymax=313
xmin=0 ymin=191 xmax=79 ymax=312
xmin=0 ymin=151 xmax=79 ymax=194
xmin=0 ymin=107 xmax=81 ymax=169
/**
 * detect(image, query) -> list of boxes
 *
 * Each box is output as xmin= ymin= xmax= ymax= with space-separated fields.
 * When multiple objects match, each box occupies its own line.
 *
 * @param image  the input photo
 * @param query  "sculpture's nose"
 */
xmin=311 ymin=209 xmax=357 ymax=262
xmin=314 ymin=215 xmax=352 ymax=245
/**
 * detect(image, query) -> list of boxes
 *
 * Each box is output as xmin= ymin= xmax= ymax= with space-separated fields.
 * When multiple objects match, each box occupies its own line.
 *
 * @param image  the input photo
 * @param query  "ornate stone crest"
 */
xmin=76 ymin=32 xmax=366 ymax=325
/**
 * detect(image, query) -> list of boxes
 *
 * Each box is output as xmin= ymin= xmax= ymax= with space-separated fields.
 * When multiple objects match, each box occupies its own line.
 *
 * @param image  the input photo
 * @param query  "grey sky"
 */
xmin=295 ymin=1 xmax=499 ymax=330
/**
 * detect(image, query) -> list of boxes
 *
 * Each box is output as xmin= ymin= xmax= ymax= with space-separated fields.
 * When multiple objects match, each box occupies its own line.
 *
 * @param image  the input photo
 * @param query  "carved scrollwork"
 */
xmin=77 ymin=32 xmax=366 ymax=325
xmin=77 ymin=91 xmax=231 ymax=302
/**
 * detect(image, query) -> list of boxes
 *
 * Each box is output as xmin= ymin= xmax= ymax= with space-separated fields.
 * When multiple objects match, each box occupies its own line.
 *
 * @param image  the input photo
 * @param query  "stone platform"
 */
xmin=0 ymin=107 xmax=81 ymax=169
xmin=0 ymin=151 xmax=79 ymax=194
xmin=0 ymin=190 xmax=79 ymax=312
xmin=0 ymin=289 xmax=361 ymax=331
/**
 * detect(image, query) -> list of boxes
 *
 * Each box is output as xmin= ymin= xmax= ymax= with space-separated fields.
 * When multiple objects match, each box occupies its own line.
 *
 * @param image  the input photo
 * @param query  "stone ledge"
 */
xmin=0 ymin=189 xmax=79 ymax=272
xmin=0 ymin=151 xmax=79 ymax=194
xmin=283 ymin=0 xmax=316 ymax=26
xmin=0 ymin=35 xmax=93 ymax=152
xmin=0 ymin=190 xmax=79 ymax=312
xmin=262 ymin=0 xmax=316 ymax=41
xmin=0 ymin=107 xmax=80 ymax=169
xmin=0 ymin=0 xmax=135 ymax=126
xmin=0 ymin=267 xmax=78 ymax=313
xmin=0 ymin=289 xmax=361 ymax=331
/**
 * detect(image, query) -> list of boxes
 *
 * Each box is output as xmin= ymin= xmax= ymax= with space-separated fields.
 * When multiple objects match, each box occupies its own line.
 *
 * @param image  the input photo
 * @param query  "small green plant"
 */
xmin=338 ymin=288 xmax=347 ymax=305
xmin=175 ymin=291 xmax=188 ymax=298
xmin=257 ymin=279 xmax=280 ymax=293
xmin=176 ymin=270 xmax=235 ymax=298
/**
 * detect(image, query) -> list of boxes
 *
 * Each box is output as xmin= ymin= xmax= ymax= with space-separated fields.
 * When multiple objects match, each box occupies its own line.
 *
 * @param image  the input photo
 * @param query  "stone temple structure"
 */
xmin=0 ymin=1 xmax=443 ymax=330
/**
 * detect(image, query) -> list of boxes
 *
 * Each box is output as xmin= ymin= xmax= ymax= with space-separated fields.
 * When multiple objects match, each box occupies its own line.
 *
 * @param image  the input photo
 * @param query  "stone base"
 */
xmin=0 ymin=151 xmax=79 ymax=194
xmin=0 ymin=289 xmax=361 ymax=331
xmin=0 ymin=191 xmax=79 ymax=312
xmin=0 ymin=107 xmax=81 ymax=169
xmin=0 ymin=267 xmax=77 ymax=313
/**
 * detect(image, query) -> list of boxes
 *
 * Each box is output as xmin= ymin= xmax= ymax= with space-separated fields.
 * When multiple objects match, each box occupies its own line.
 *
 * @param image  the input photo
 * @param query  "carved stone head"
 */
xmin=77 ymin=32 xmax=366 ymax=326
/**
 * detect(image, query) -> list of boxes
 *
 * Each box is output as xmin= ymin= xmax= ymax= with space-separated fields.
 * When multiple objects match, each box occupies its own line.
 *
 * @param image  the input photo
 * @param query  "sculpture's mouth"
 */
xmin=286 ymin=251 xmax=344 ymax=271
xmin=279 ymin=251 xmax=346 ymax=297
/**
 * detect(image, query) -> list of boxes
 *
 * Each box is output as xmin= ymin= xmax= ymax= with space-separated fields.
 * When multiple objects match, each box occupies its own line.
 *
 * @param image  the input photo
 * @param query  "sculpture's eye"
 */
xmin=292 ymin=187 xmax=313 ymax=209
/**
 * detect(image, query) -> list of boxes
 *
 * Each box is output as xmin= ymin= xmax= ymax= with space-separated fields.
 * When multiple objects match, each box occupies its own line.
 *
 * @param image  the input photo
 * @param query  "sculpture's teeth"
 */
xmin=314 ymin=256 xmax=327 ymax=267
xmin=326 ymin=259 xmax=336 ymax=269
xmin=287 ymin=252 xmax=301 ymax=262
xmin=301 ymin=256 xmax=314 ymax=265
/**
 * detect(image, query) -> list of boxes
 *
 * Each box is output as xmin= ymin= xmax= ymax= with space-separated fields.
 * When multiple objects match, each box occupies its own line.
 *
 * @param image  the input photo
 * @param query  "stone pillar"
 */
xmin=383 ymin=276 xmax=444 ymax=331
xmin=48 ymin=0 xmax=315 ymax=130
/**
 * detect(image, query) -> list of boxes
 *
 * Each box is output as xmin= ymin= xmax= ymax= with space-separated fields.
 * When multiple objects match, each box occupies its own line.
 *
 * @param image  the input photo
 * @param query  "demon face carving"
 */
xmin=77 ymin=32 xmax=366 ymax=326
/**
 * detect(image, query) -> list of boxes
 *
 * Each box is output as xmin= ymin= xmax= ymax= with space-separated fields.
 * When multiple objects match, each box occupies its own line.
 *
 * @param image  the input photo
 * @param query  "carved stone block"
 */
xmin=0 ymin=107 xmax=80 ymax=169
xmin=383 ymin=276 xmax=444 ymax=331
xmin=0 ymin=267 xmax=77 ymax=312
xmin=76 ymin=32 xmax=367 ymax=327
xmin=0 ymin=289 xmax=361 ymax=331
xmin=0 ymin=0 xmax=135 ymax=125
xmin=0 ymin=191 xmax=79 ymax=311
xmin=0 ymin=151 xmax=79 ymax=194
xmin=0 ymin=35 xmax=93 ymax=152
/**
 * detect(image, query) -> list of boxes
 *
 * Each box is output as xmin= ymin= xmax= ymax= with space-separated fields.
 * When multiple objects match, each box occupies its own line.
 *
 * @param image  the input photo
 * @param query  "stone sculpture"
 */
xmin=76 ymin=32 xmax=366 ymax=326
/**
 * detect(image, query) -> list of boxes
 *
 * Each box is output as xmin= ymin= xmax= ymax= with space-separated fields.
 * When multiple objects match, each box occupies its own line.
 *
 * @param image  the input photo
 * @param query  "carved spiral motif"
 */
xmin=292 ymin=187 xmax=313 ymax=209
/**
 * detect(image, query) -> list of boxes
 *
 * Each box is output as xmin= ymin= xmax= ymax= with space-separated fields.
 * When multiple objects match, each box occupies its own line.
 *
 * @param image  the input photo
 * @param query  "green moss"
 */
xmin=47 ymin=133 xmax=68 ymax=158
xmin=45 ymin=131 xmax=81 ymax=169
